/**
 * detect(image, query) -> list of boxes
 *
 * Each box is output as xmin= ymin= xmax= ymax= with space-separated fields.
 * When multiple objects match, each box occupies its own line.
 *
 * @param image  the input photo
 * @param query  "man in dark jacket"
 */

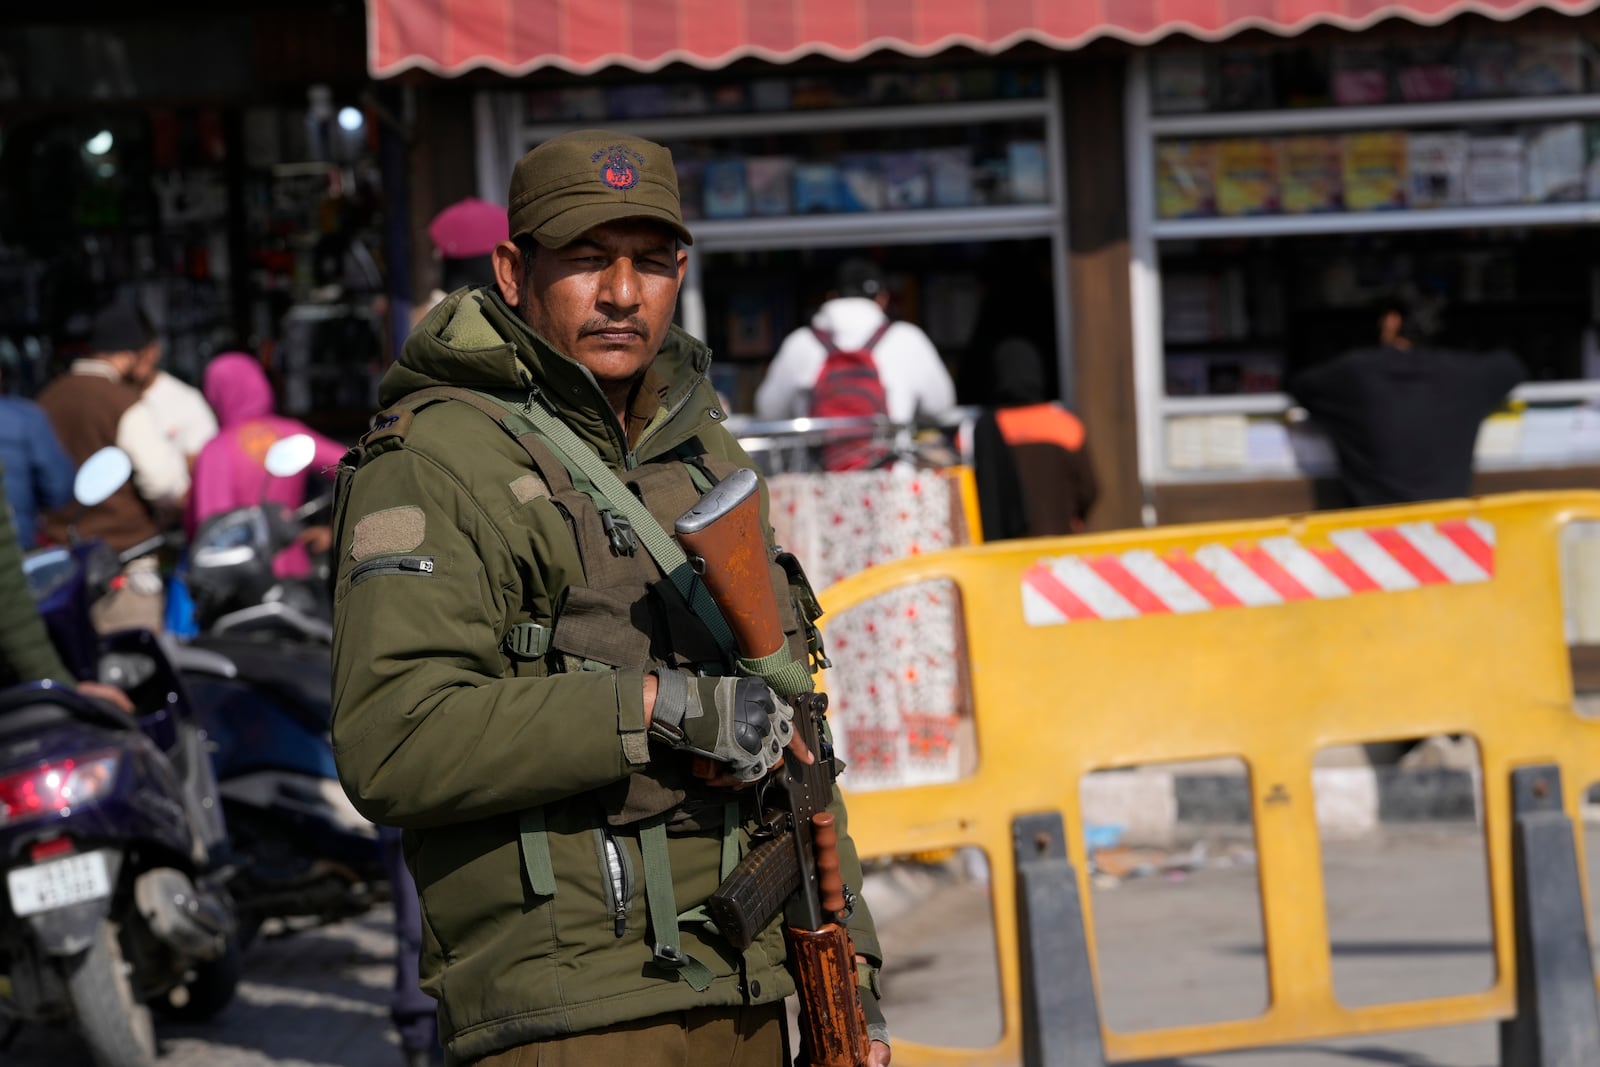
xmin=1289 ymin=304 xmax=1526 ymax=507
xmin=0 ymin=365 xmax=75 ymax=548
xmin=331 ymin=131 xmax=888 ymax=1067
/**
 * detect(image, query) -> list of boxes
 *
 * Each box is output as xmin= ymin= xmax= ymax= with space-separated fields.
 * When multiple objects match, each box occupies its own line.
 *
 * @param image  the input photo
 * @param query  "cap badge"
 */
xmin=594 ymin=145 xmax=643 ymax=190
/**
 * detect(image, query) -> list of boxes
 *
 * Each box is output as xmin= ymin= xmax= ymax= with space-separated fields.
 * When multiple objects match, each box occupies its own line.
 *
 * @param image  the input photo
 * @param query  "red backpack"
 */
xmin=807 ymin=321 xmax=892 ymax=471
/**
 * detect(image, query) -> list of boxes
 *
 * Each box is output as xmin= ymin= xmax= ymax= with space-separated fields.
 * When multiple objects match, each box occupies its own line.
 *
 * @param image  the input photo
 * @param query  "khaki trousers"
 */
xmin=471 ymin=1003 xmax=785 ymax=1067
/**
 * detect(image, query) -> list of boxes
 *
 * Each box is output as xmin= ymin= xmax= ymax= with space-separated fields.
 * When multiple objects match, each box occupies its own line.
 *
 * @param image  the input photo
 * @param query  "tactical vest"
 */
xmin=332 ymin=384 xmax=829 ymax=984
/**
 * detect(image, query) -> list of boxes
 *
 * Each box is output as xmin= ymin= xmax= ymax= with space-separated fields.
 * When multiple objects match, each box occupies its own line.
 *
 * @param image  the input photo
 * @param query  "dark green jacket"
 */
xmin=0 ymin=462 xmax=72 ymax=686
xmin=330 ymin=289 xmax=881 ymax=1064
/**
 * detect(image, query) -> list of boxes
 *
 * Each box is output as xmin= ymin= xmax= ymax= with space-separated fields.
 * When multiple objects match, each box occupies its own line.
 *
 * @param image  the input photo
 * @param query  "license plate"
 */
xmin=7 ymin=851 xmax=112 ymax=917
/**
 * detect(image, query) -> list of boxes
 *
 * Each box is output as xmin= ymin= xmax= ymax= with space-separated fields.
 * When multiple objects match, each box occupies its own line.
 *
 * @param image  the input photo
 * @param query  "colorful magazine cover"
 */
xmin=674 ymin=159 xmax=705 ymax=221
xmin=1155 ymin=140 xmax=1216 ymax=219
xmin=1213 ymin=51 xmax=1275 ymax=111
xmin=1214 ymin=138 xmax=1277 ymax=216
xmin=1342 ymin=132 xmax=1408 ymax=212
xmin=1514 ymin=37 xmax=1587 ymax=96
xmin=882 ymin=151 xmax=930 ymax=210
xmin=701 ymin=159 xmax=749 ymax=219
xmin=925 ymin=147 xmax=974 ymax=208
xmin=838 ymin=154 xmax=885 ymax=212
xmin=1586 ymin=124 xmax=1600 ymax=200
xmin=1464 ymin=134 xmax=1525 ymax=205
xmin=1151 ymin=51 xmax=1209 ymax=114
xmin=793 ymin=163 xmax=845 ymax=214
xmin=1278 ymin=135 xmax=1343 ymax=214
xmin=1397 ymin=45 xmax=1457 ymax=103
xmin=1525 ymin=122 xmax=1585 ymax=202
xmin=1406 ymin=131 xmax=1467 ymax=208
xmin=745 ymin=156 xmax=794 ymax=216
xmin=1331 ymin=46 xmax=1390 ymax=106
xmin=1006 ymin=140 xmax=1049 ymax=203
xmin=1458 ymin=39 xmax=1517 ymax=99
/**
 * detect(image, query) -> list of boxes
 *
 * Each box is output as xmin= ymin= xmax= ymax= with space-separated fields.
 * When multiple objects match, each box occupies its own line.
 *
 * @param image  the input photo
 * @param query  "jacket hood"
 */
xmin=382 ymin=286 xmax=718 ymax=462
xmin=204 ymin=353 xmax=276 ymax=427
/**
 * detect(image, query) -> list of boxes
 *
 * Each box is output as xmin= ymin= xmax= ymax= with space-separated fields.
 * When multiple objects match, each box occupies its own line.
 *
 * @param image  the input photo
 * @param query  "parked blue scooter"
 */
xmin=0 ymin=448 xmax=239 ymax=1067
xmin=180 ymin=434 xmax=383 ymax=941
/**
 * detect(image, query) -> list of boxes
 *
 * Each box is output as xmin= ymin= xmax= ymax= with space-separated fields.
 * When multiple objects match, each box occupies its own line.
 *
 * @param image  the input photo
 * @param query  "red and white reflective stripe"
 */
xmin=1022 ymin=519 xmax=1495 ymax=626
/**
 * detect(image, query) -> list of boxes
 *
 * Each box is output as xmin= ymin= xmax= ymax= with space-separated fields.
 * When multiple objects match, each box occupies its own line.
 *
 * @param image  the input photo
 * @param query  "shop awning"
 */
xmin=368 ymin=0 xmax=1600 ymax=78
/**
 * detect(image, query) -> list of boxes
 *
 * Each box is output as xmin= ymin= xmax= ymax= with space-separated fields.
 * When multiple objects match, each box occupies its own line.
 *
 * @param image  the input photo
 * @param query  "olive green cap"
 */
xmin=508 ymin=129 xmax=693 ymax=249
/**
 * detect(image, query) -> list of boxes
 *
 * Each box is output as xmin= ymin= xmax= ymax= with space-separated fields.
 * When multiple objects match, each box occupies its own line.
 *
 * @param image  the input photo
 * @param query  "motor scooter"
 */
xmin=179 ymin=434 xmax=383 ymax=940
xmin=0 ymin=447 xmax=239 ymax=1067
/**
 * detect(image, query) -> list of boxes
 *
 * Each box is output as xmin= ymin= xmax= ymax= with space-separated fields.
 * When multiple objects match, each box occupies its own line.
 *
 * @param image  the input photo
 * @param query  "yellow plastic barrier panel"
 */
xmin=819 ymin=492 xmax=1600 ymax=1065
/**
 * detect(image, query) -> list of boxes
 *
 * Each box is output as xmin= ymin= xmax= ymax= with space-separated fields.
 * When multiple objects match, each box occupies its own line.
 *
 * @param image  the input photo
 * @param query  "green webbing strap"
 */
xmin=479 ymin=391 xmax=739 ymax=664
xmin=639 ymin=816 xmax=715 ymax=992
xmin=720 ymin=800 xmax=741 ymax=880
xmin=518 ymin=809 xmax=556 ymax=897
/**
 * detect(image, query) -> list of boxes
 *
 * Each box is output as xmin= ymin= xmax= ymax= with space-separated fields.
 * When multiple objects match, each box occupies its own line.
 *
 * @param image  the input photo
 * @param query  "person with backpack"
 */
xmin=755 ymin=257 xmax=955 ymax=470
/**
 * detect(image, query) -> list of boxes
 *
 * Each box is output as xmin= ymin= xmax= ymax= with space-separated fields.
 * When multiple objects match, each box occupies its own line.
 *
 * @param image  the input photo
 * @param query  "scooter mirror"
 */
xmin=264 ymin=433 xmax=317 ymax=479
xmin=74 ymin=447 xmax=134 ymax=507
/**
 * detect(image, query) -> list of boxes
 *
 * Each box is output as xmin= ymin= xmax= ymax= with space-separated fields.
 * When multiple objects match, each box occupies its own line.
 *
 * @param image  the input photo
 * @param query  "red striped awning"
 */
xmin=368 ymin=0 xmax=1600 ymax=78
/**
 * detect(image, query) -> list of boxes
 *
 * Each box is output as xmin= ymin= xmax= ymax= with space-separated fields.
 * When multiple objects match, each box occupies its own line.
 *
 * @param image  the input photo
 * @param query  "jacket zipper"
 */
xmin=595 ymin=828 xmax=633 ymax=938
xmin=349 ymin=555 xmax=436 ymax=586
xmin=635 ymin=368 xmax=710 ymax=461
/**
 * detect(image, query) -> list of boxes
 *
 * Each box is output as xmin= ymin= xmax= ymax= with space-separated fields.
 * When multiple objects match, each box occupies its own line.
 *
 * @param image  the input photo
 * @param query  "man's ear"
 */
xmin=492 ymin=240 xmax=524 ymax=308
xmin=676 ymin=249 xmax=688 ymax=288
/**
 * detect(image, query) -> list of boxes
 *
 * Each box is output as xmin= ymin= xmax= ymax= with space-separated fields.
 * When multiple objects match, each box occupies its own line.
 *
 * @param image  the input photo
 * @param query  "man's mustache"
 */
xmin=580 ymin=316 xmax=647 ymax=336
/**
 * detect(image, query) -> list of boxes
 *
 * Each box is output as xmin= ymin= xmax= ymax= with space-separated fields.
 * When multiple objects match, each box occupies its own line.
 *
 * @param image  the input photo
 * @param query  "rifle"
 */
xmin=674 ymin=467 xmax=873 ymax=1067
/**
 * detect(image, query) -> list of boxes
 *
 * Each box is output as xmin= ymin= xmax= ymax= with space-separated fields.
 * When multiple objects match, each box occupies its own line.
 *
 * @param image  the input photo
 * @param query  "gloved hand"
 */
xmin=648 ymin=670 xmax=794 ymax=783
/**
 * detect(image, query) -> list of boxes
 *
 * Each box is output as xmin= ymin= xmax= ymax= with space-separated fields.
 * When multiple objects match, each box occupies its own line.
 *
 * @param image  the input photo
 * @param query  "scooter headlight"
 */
xmin=0 ymin=751 xmax=122 ymax=826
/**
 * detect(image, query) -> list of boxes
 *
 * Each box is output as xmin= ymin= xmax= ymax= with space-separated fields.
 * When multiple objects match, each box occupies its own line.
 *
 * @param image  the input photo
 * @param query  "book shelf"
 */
xmin=477 ymin=69 xmax=1071 ymax=406
xmin=1126 ymin=49 xmax=1600 ymax=492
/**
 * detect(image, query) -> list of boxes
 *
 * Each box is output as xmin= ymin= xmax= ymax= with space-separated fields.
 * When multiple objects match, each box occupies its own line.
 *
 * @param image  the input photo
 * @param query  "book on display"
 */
xmin=1406 ymin=132 xmax=1467 ymax=208
xmin=1214 ymin=138 xmax=1278 ymax=216
xmin=1155 ymin=140 xmax=1216 ymax=218
xmin=1464 ymin=135 xmax=1525 ymax=205
xmin=1342 ymin=131 xmax=1408 ymax=211
xmin=1278 ymin=135 xmax=1343 ymax=213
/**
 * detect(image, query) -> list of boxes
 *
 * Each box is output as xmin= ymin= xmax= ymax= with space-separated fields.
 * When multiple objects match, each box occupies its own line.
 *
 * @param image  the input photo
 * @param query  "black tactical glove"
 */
xmin=648 ymin=670 xmax=794 ymax=783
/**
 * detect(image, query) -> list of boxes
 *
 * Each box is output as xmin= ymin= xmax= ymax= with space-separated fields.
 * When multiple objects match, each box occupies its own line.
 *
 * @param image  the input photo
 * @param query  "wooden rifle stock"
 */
xmin=673 ymin=468 xmax=873 ymax=1067
xmin=673 ymin=467 xmax=786 ymax=661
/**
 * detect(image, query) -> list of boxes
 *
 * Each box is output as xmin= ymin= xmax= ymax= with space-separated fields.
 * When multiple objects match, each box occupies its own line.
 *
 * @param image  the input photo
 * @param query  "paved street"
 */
xmin=7 ymin=824 xmax=1600 ymax=1066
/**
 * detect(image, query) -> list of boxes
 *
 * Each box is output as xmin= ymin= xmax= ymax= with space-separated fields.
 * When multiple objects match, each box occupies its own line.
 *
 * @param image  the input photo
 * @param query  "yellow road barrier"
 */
xmin=820 ymin=491 xmax=1600 ymax=1064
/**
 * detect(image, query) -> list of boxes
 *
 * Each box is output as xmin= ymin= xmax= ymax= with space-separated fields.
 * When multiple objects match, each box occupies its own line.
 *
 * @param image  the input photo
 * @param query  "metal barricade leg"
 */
xmin=1013 ymin=812 xmax=1107 ymax=1067
xmin=1500 ymin=765 xmax=1600 ymax=1067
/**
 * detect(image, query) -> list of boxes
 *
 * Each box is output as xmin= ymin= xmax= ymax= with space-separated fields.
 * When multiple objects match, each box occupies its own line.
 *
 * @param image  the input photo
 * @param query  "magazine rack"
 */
xmin=1124 ymin=45 xmax=1600 ymax=493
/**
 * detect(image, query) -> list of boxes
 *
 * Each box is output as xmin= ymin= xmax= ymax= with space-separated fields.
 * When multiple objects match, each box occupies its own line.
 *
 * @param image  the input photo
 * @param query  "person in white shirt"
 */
xmin=755 ymin=258 xmax=956 ymax=426
xmin=130 ymin=344 xmax=219 ymax=469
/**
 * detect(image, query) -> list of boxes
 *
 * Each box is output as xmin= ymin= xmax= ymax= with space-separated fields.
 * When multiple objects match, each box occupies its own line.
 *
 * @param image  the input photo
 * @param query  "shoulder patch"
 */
xmin=350 ymin=505 xmax=426 ymax=561
xmin=360 ymin=408 xmax=415 ymax=449
xmin=509 ymin=474 xmax=549 ymax=504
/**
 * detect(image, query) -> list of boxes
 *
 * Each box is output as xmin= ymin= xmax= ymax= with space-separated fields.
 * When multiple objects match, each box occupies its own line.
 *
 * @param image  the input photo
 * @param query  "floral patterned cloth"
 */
xmin=767 ymin=470 xmax=976 ymax=791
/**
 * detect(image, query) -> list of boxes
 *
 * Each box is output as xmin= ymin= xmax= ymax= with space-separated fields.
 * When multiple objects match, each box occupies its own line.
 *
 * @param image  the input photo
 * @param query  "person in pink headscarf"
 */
xmin=189 ymin=352 xmax=347 ymax=576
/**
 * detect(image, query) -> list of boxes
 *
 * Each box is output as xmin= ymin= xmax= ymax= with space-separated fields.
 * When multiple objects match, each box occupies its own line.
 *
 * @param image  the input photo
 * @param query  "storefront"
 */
xmin=368 ymin=0 xmax=1600 ymax=529
xmin=0 ymin=3 xmax=392 ymax=435
xmin=1126 ymin=5 xmax=1600 ymax=523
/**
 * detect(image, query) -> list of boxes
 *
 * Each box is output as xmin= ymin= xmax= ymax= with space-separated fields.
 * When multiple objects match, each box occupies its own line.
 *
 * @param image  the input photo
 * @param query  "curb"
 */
xmin=1080 ymin=766 xmax=1483 ymax=846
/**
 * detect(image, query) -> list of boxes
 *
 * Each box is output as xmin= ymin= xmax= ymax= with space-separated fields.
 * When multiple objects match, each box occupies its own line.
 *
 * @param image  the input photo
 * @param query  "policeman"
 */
xmin=330 ymin=130 xmax=890 ymax=1067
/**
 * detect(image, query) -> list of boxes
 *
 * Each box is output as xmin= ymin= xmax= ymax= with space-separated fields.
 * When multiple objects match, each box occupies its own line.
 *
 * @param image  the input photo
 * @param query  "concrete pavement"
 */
xmin=8 ymin=825 xmax=1600 ymax=1065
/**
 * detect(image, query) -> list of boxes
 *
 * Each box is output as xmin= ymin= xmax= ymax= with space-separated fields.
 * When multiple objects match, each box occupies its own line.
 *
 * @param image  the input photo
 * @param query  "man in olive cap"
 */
xmin=330 ymin=131 xmax=890 ymax=1066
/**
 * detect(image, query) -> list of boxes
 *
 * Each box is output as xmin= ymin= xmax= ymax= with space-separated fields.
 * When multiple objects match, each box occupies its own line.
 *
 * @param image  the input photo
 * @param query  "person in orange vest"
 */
xmin=971 ymin=337 xmax=1097 ymax=539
